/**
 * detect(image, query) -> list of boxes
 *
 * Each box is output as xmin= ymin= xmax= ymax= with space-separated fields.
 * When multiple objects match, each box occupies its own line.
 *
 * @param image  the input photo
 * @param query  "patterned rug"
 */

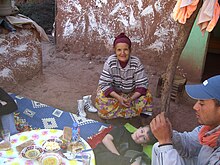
xmin=10 ymin=93 xmax=109 ymax=140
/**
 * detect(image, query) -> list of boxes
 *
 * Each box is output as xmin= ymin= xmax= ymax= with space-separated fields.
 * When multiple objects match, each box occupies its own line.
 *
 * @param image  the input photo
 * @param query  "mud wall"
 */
xmin=55 ymin=0 xmax=188 ymax=69
xmin=0 ymin=26 xmax=42 ymax=86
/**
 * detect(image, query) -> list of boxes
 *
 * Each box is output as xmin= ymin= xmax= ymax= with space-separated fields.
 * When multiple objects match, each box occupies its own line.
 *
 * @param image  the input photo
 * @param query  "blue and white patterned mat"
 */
xmin=10 ymin=93 xmax=109 ymax=140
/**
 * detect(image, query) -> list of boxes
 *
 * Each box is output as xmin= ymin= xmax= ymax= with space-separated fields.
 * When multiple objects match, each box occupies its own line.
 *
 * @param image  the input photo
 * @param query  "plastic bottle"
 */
xmin=72 ymin=122 xmax=80 ymax=142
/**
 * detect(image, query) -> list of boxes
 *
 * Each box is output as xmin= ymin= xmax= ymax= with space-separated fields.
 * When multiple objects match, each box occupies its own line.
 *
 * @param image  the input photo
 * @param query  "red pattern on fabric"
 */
xmin=86 ymin=125 xmax=113 ymax=149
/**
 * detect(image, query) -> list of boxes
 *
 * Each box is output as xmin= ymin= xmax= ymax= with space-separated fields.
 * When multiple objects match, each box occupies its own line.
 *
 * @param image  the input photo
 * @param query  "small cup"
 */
xmin=0 ymin=129 xmax=11 ymax=150
xmin=2 ymin=130 xmax=10 ymax=141
xmin=81 ymin=153 xmax=91 ymax=165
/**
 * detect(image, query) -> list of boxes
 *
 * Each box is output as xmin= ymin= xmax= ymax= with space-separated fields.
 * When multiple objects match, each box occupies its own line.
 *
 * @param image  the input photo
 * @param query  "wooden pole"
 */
xmin=160 ymin=1 xmax=202 ymax=112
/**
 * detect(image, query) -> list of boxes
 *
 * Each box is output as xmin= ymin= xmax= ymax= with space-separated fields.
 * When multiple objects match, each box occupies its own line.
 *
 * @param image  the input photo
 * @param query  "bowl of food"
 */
xmin=42 ymin=138 xmax=62 ymax=152
xmin=40 ymin=153 xmax=62 ymax=165
xmin=20 ymin=145 xmax=44 ymax=160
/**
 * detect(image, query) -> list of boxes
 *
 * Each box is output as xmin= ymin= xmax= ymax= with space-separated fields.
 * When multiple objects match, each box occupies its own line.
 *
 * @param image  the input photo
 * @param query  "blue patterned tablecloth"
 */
xmin=10 ymin=93 xmax=109 ymax=140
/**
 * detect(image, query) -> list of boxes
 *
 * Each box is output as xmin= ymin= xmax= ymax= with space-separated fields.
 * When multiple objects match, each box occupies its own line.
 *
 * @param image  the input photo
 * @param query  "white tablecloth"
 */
xmin=0 ymin=129 xmax=95 ymax=164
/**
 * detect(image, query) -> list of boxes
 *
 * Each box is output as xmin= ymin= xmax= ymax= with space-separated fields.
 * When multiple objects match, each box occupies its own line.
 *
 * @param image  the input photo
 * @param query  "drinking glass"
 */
xmin=0 ymin=129 xmax=11 ymax=150
xmin=81 ymin=153 xmax=91 ymax=165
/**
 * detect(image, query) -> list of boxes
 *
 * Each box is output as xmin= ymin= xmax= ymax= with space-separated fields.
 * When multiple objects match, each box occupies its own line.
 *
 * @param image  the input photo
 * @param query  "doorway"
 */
xmin=202 ymin=20 xmax=220 ymax=81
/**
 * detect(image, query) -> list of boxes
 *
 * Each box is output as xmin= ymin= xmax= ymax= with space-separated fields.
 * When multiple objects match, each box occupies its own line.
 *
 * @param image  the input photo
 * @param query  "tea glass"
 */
xmin=0 ymin=129 xmax=11 ymax=150
xmin=81 ymin=153 xmax=91 ymax=165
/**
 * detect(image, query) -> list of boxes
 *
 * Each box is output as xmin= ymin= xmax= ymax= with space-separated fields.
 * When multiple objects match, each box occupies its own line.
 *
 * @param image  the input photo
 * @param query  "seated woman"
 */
xmin=95 ymin=33 xmax=153 ymax=119
xmin=0 ymin=87 xmax=18 ymax=135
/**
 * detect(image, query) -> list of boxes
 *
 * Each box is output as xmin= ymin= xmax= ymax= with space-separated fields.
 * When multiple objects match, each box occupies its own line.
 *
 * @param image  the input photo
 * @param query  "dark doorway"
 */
xmin=17 ymin=0 xmax=55 ymax=35
xmin=202 ymin=21 xmax=220 ymax=81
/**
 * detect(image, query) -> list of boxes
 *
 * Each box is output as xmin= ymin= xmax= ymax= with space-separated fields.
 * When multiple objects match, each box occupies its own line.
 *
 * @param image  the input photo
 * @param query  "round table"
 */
xmin=0 ymin=129 xmax=95 ymax=164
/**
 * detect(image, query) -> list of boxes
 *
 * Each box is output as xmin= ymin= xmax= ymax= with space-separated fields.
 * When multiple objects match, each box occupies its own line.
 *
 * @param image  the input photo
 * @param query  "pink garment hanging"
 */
xmin=173 ymin=0 xmax=220 ymax=35
xmin=207 ymin=1 xmax=220 ymax=32
xmin=197 ymin=0 xmax=220 ymax=35
xmin=172 ymin=0 xmax=200 ymax=24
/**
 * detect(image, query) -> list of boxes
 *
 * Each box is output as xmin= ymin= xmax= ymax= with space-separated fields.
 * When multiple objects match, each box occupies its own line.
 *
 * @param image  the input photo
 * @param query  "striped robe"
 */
xmin=95 ymin=54 xmax=153 ymax=119
xmin=99 ymin=54 xmax=148 ymax=94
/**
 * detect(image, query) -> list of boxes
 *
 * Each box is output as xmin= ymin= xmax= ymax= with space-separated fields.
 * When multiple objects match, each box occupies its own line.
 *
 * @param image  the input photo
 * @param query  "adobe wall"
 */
xmin=0 ymin=26 xmax=42 ymax=86
xmin=55 ymin=0 xmax=186 ymax=69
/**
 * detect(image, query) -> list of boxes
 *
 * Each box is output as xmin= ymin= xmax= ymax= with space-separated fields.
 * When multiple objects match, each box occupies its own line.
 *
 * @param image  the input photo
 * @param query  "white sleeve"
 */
xmin=152 ymin=126 xmax=202 ymax=165
xmin=172 ymin=126 xmax=202 ymax=157
xmin=152 ymin=143 xmax=186 ymax=165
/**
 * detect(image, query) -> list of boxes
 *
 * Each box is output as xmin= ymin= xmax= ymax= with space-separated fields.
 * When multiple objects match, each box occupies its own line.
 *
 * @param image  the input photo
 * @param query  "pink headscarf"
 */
xmin=113 ymin=33 xmax=131 ymax=48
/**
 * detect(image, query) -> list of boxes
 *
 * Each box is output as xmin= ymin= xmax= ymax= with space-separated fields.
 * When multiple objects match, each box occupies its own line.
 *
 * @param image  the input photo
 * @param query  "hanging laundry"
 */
xmin=173 ymin=0 xmax=220 ymax=35
xmin=6 ymin=14 xmax=49 ymax=42
xmin=172 ymin=0 xmax=200 ymax=24
xmin=197 ymin=0 xmax=220 ymax=35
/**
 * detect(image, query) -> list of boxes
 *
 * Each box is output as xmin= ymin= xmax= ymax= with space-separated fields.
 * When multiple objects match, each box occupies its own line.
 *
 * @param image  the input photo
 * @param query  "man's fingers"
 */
xmin=150 ymin=112 xmax=167 ymax=130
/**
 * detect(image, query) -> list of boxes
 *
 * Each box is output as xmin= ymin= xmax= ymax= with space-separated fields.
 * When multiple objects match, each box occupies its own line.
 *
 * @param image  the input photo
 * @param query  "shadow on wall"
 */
xmin=202 ymin=23 xmax=220 ymax=81
xmin=202 ymin=52 xmax=220 ymax=81
xmin=16 ymin=0 xmax=55 ymax=34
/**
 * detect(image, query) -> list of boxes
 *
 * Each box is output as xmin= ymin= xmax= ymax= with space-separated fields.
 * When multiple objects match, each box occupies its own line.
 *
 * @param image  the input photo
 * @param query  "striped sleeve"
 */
xmin=132 ymin=56 xmax=148 ymax=89
xmin=98 ymin=56 xmax=115 ymax=92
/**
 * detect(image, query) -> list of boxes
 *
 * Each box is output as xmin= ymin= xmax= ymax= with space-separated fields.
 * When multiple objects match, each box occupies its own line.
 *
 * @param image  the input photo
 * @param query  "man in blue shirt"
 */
xmin=150 ymin=75 xmax=220 ymax=165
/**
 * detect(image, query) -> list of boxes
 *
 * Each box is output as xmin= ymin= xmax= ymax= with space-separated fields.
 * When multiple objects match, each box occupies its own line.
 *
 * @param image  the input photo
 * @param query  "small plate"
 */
xmin=69 ymin=141 xmax=85 ymax=153
xmin=20 ymin=145 xmax=44 ymax=160
xmin=42 ymin=138 xmax=62 ymax=152
xmin=40 ymin=153 xmax=62 ymax=165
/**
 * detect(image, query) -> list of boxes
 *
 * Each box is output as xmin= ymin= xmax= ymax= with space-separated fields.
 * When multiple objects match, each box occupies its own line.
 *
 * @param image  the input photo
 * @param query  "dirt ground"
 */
xmin=4 ymin=37 xmax=199 ymax=132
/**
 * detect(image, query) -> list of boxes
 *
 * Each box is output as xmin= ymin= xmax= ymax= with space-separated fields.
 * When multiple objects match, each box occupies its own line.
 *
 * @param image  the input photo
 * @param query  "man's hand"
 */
xmin=150 ymin=112 xmax=173 ymax=145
